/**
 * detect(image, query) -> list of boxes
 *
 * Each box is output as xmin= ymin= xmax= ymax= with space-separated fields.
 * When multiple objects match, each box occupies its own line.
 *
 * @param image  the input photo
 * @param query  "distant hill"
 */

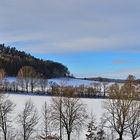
xmin=0 ymin=44 xmax=70 ymax=78
xmin=79 ymin=77 xmax=125 ymax=83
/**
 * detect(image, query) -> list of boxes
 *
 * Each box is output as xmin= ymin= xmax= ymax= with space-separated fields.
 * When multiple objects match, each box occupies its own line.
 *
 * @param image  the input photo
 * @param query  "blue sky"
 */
xmin=0 ymin=0 xmax=140 ymax=78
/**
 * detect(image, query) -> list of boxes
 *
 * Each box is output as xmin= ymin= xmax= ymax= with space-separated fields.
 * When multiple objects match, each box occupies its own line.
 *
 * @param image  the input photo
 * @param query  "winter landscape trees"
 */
xmin=1 ymin=65 xmax=109 ymax=98
xmin=18 ymin=99 xmax=39 ymax=140
xmin=17 ymin=66 xmax=38 ymax=93
xmin=0 ymin=95 xmax=15 ymax=140
xmin=103 ymin=75 xmax=140 ymax=140
xmin=0 ymin=68 xmax=6 ymax=91
xmin=1 ymin=65 xmax=140 ymax=140
xmin=40 ymin=101 xmax=51 ymax=140
xmin=50 ymin=96 xmax=88 ymax=140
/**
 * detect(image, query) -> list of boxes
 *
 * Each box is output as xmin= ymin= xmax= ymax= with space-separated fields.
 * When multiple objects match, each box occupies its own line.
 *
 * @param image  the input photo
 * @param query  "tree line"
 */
xmin=0 ymin=44 xmax=70 ymax=78
xmin=0 ymin=72 xmax=107 ymax=140
xmin=103 ymin=75 xmax=140 ymax=140
xmin=85 ymin=75 xmax=140 ymax=140
xmin=0 ymin=90 xmax=88 ymax=140
xmin=0 ymin=66 xmax=109 ymax=98
xmin=0 ymin=73 xmax=140 ymax=139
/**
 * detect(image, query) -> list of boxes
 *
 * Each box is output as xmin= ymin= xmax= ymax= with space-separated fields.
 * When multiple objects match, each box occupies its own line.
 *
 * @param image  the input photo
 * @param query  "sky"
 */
xmin=0 ymin=0 xmax=140 ymax=79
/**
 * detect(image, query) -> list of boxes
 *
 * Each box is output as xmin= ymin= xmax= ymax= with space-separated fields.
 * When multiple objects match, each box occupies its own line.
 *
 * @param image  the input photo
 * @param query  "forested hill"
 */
xmin=0 ymin=44 xmax=70 ymax=78
xmin=82 ymin=77 xmax=125 ymax=83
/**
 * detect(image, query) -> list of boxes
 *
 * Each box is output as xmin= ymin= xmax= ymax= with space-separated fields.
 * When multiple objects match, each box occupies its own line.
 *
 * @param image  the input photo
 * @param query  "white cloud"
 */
xmin=99 ymin=67 xmax=140 ymax=79
xmin=17 ymin=34 xmax=140 ymax=54
xmin=0 ymin=0 xmax=140 ymax=54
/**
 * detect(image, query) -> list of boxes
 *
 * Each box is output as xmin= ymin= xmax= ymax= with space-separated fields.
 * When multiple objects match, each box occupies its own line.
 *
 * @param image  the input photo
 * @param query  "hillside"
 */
xmin=82 ymin=77 xmax=125 ymax=83
xmin=0 ymin=44 xmax=70 ymax=78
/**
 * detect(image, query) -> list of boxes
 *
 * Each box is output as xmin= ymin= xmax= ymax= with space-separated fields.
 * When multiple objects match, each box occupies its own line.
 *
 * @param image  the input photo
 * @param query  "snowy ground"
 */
xmin=7 ymin=77 xmax=99 ymax=87
xmin=5 ymin=93 xmax=131 ymax=140
xmin=48 ymin=78 xmax=98 ymax=86
xmin=4 ymin=78 xmax=130 ymax=140
xmin=7 ymin=93 xmax=104 ymax=140
xmin=6 ymin=77 xmax=115 ymax=95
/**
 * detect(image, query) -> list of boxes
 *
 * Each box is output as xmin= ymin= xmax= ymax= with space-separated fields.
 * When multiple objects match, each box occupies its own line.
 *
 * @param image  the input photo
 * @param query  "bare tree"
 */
xmin=40 ymin=101 xmax=51 ymax=140
xmin=121 ymin=75 xmax=140 ymax=139
xmin=90 ymin=82 xmax=102 ymax=97
xmin=10 ymin=81 xmax=18 ymax=92
xmin=39 ymin=78 xmax=48 ymax=93
xmin=50 ymin=79 xmax=68 ymax=140
xmin=17 ymin=66 xmax=38 ymax=93
xmin=30 ymin=76 xmax=39 ymax=93
xmin=86 ymin=86 xmax=96 ymax=97
xmin=50 ymin=95 xmax=87 ymax=140
xmin=0 ymin=69 xmax=6 ymax=91
xmin=103 ymin=75 xmax=138 ymax=140
xmin=127 ymin=100 xmax=140 ymax=140
xmin=49 ymin=81 xmax=58 ymax=95
xmin=0 ymin=95 xmax=15 ymax=140
xmin=101 ymin=82 xmax=108 ymax=97
xmin=2 ymin=79 xmax=10 ymax=92
xmin=18 ymin=99 xmax=39 ymax=140
xmin=0 ymin=69 xmax=5 ymax=81
xmin=77 ymin=84 xmax=85 ymax=97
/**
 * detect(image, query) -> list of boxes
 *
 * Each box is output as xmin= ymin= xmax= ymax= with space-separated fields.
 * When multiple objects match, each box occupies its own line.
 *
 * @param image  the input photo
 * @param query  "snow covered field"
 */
xmin=4 ymin=78 xmax=130 ymax=140
xmin=48 ymin=78 xmax=98 ymax=86
xmin=5 ymin=93 xmax=132 ymax=140
xmin=7 ymin=93 xmax=105 ymax=140
xmin=7 ymin=77 xmax=100 ymax=88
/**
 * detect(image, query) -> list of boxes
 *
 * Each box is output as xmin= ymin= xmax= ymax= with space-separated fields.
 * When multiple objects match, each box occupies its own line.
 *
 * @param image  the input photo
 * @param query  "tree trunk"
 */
xmin=4 ymin=122 xmax=7 ymax=140
xmin=67 ymin=133 xmax=71 ymax=140
xmin=60 ymin=97 xmax=62 ymax=140
xmin=26 ymin=85 xmax=28 ymax=93
xmin=132 ymin=135 xmax=135 ymax=140
xmin=4 ymin=132 xmax=6 ymax=140
xmin=45 ymin=124 xmax=48 ymax=140
xmin=24 ymin=132 xmax=26 ymax=140
xmin=104 ymin=89 xmax=105 ymax=97
xmin=24 ymin=124 xmax=26 ymax=140
xmin=31 ymin=85 xmax=33 ymax=93
xmin=119 ymin=133 xmax=123 ymax=140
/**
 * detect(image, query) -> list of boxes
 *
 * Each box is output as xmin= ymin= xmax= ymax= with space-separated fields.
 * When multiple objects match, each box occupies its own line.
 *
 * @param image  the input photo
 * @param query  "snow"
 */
xmin=5 ymin=77 xmax=16 ymax=83
xmin=6 ymin=93 xmax=132 ymax=140
xmin=3 ymin=77 xmax=124 ymax=139
xmin=7 ymin=93 xmax=104 ymax=120
xmin=6 ymin=77 xmax=101 ymax=87
xmin=5 ymin=77 xmax=115 ymax=95
xmin=2 ymin=91 xmax=133 ymax=140
xmin=48 ymin=78 xmax=98 ymax=87
xmin=6 ymin=93 xmax=105 ymax=140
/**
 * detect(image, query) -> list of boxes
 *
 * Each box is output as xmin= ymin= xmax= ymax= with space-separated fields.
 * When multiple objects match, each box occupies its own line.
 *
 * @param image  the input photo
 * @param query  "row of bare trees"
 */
xmin=0 ymin=94 xmax=117 ymax=140
xmin=0 ymin=66 xmax=48 ymax=94
xmin=51 ymin=83 xmax=109 ymax=98
xmin=84 ymin=75 xmax=140 ymax=140
xmin=103 ymin=75 xmax=140 ymax=140
xmin=0 ymin=67 xmax=107 ymax=97
xmin=0 ymin=73 xmax=88 ymax=140
xmin=0 ymin=94 xmax=38 ymax=140
xmin=0 ymin=90 xmax=88 ymax=140
xmin=47 ymin=80 xmax=88 ymax=140
xmin=2 ymin=66 xmax=140 ymax=139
